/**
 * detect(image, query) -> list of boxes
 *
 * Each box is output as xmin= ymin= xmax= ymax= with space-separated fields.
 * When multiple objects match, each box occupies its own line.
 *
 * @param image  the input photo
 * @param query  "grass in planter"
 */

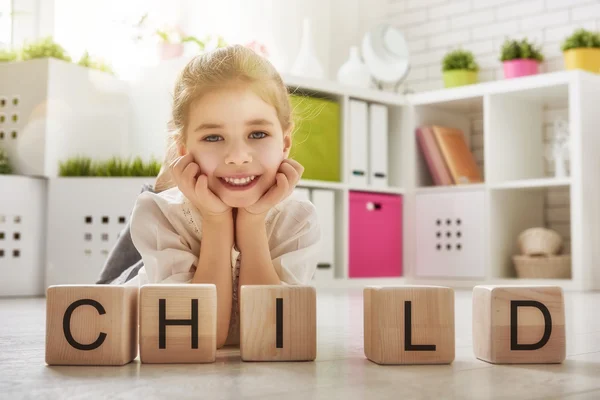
xmin=0 ymin=147 xmax=13 ymax=174
xmin=59 ymin=156 xmax=162 ymax=177
xmin=20 ymin=36 xmax=72 ymax=62
xmin=59 ymin=156 xmax=94 ymax=176
xmin=500 ymin=38 xmax=544 ymax=62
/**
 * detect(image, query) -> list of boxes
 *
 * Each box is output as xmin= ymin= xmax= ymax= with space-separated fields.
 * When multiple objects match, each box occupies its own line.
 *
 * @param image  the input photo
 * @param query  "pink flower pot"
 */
xmin=503 ymin=59 xmax=540 ymax=79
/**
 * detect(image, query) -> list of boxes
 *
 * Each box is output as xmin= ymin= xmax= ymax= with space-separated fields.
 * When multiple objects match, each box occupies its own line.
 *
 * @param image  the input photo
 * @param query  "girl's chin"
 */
xmin=221 ymin=195 xmax=262 ymax=209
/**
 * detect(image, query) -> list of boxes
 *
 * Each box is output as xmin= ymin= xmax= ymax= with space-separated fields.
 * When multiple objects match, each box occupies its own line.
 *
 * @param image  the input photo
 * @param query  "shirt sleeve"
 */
xmin=269 ymin=200 xmax=322 ymax=285
xmin=130 ymin=192 xmax=196 ymax=284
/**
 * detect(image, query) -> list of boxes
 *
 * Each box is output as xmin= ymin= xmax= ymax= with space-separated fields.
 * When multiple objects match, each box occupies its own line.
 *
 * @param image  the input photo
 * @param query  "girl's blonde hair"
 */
xmin=154 ymin=44 xmax=293 ymax=193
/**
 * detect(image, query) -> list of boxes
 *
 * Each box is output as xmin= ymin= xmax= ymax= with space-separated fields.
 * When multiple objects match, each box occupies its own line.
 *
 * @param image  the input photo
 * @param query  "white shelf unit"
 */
xmin=284 ymin=75 xmax=408 ymax=281
xmin=401 ymin=70 xmax=600 ymax=291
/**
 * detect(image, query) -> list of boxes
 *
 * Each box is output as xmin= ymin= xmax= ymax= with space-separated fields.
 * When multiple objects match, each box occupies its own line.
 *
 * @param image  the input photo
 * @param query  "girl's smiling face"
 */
xmin=181 ymin=85 xmax=292 ymax=209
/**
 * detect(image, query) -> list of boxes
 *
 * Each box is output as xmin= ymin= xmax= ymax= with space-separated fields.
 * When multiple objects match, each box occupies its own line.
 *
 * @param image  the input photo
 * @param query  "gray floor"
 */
xmin=1 ymin=288 xmax=599 ymax=400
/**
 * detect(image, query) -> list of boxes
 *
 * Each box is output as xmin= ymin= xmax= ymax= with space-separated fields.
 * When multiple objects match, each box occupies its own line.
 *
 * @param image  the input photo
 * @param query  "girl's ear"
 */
xmin=178 ymin=145 xmax=187 ymax=156
xmin=282 ymin=124 xmax=294 ymax=158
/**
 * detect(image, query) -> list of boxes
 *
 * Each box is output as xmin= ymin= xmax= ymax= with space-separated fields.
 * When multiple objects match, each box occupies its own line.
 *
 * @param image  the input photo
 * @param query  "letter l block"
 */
xmin=364 ymin=286 xmax=455 ymax=365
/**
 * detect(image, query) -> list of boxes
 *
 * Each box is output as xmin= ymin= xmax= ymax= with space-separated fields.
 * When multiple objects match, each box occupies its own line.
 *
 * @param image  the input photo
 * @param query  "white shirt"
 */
xmin=126 ymin=186 xmax=321 ymax=344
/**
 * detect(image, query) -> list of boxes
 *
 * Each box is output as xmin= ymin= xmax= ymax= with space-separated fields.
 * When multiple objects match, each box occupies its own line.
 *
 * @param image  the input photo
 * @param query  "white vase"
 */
xmin=337 ymin=46 xmax=372 ymax=88
xmin=290 ymin=18 xmax=325 ymax=79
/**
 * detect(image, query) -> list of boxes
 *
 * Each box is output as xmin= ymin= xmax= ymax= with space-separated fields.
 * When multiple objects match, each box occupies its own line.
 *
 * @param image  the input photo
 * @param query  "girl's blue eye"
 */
xmin=250 ymin=131 xmax=267 ymax=139
xmin=203 ymin=135 xmax=222 ymax=142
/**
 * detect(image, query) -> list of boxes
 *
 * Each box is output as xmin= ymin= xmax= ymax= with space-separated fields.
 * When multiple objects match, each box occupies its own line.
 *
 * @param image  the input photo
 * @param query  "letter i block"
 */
xmin=364 ymin=286 xmax=455 ymax=365
xmin=45 ymin=285 xmax=139 ymax=366
xmin=139 ymin=284 xmax=217 ymax=364
xmin=473 ymin=286 xmax=566 ymax=364
xmin=240 ymin=285 xmax=316 ymax=361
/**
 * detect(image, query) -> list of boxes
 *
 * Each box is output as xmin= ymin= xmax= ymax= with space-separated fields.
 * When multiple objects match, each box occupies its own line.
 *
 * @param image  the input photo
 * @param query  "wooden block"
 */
xmin=364 ymin=285 xmax=455 ymax=365
xmin=45 ymin=285 xmax=138 ymax=366
xmin=473 ymin=285 xmax=566 ymax=364
xmin=240 ymin=285 xmax=316 ymax=361
xmin=139 ymin=284 xmax=216 ymax=364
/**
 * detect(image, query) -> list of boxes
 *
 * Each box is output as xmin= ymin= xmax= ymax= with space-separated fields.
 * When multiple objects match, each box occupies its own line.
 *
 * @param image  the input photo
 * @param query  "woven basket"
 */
xmin=513 ymin=254 xmax=571 ymax=279
xmin=517 ymin=227 xmax=563 ymax=256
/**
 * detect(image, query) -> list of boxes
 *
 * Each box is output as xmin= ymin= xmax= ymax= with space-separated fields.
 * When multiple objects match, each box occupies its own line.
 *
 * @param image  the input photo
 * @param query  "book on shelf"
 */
xmin=416 ymin=126 xmax=453 ymax=186
xmin=416 ymin=124 xmax=482 ymax=185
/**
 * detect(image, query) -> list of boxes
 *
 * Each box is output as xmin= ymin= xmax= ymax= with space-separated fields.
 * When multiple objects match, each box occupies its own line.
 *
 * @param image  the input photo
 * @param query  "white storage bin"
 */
xmin=0 ymin=175 xmax=47 ymax=296
xmin=45 ymin=177 xmax=154 ymax=287
xmin=0 ymin=58 xmax=130 ymax=177
xmin=310 ymin=189 xmax=336 ymax=281
xmin=415 ymin=189 xmax=486 ymax=278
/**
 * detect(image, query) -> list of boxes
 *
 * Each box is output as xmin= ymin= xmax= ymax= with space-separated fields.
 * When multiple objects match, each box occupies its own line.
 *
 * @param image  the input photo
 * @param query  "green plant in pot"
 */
xmin=561 ymin=28 xmax=600 ymax=74
xmin=500 ymin=38 xmax=544 ymax=79
xmin=442 ymin=49 xmax=479 ymax=88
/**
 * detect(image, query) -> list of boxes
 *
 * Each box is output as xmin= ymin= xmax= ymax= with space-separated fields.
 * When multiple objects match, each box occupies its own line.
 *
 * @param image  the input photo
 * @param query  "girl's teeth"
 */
xmin=224 ymin=176 xmax=256 ymax=185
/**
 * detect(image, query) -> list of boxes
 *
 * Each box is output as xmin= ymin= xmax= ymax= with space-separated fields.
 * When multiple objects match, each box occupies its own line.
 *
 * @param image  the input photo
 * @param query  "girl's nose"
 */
xmin=224 ymin=141 xmax=252 ymax=165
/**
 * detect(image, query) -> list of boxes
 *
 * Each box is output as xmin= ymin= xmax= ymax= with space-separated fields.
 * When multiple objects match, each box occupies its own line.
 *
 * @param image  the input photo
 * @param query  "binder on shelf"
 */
xmin=349 ymin=99 xmax=368 ymax=186
xmin=310 ymin=189 xmax=335 ymax=281
xmin=368 ymin=103 xmax=388 ymax=188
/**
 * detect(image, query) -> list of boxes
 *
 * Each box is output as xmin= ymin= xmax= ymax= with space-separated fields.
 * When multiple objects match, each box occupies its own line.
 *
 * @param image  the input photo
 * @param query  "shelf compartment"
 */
xmin=489 ymin=186 xmax=571 ymax=280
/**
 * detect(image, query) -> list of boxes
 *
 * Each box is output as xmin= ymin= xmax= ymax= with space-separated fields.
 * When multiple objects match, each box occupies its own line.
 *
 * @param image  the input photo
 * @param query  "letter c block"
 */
xmin=45 ymin=285 xmax=139 ymax=366
xmin=473 ymin=285 xmax=566 ymax=364
xmin=364 ymin=286 xmax=455 ymax=365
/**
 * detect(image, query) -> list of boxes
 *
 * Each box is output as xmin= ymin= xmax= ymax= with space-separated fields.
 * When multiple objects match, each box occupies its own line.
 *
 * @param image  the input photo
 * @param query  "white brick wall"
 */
xmin=386 ymin=0 xmax=600 ymax=93
xmin=386 ymin=0 xmax=587 ymax=256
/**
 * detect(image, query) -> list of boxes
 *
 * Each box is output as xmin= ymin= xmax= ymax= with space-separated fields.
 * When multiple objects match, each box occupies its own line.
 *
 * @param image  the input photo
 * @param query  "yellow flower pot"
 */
xmin=563 ymin=48 xmax=600 ymax=74
xmin=442 ymin=70 xmax=478 ymax=88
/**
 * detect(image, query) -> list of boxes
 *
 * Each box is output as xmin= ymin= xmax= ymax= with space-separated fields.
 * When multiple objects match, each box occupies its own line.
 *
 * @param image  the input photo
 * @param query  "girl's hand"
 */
xmin=241 ymin=159 xmax=304 ymax=218
xmin=169 ymin=153 xmax=232 ymax=221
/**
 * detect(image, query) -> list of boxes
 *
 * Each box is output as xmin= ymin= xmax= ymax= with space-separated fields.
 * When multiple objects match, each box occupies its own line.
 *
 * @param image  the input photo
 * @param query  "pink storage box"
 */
xmin=349 ymin=191 xmax=403 ymax=278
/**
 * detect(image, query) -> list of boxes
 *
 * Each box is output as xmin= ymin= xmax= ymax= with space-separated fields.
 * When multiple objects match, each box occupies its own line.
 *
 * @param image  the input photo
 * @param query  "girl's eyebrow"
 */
xmin=194 ymin=119 xmax=273 ymax=132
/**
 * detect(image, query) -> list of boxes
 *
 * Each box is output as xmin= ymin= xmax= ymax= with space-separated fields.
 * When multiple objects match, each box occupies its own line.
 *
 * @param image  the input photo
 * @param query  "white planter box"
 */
xmin=45 ymin=177 xmax=154 ymax=287
xmin=415 ymin=189 xmax=487 ymax=279
xmin=0 ymin=175 xmax=47 ymax=296
xmin=0 ymin=58 xmax=130 ymax=177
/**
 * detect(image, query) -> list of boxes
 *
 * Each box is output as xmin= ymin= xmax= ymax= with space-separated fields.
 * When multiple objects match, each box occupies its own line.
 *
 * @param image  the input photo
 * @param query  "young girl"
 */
xmin=121 ymin=45 xmax=321 ymax=348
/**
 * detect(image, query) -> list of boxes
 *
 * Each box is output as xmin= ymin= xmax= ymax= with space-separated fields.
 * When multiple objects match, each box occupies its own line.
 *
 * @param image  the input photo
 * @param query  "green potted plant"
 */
xmin=500 ymin=38 xmax=544 ymax=79
xmin=561 ymin=28 xmax=600 ymax=74
xmin=442 ymin=49 xmax=479 ymax=88
xmin=0 ymin=146 xmax=12 ymax=174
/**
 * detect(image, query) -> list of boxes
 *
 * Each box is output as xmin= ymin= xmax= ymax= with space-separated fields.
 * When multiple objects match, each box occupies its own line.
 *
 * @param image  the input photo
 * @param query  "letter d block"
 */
xmin=240 ymin=285 xmax=316 ymax=361
xmin=473 ymin=286 xmax=566 ymax=364
xmin=45 ymin=285 xmax=139 ymax=366
xmin=140 ymin=284 xmax=217 ymax=364
xmin=364 ymin=286 xmax=455 ymax=365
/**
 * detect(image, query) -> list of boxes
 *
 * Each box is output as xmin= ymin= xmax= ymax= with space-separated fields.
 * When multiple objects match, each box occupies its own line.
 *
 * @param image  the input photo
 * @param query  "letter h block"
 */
xmin=473 ymin=285 xmax=566 ymax=364
xmin=139 ymin=284 xmax=217 ymax=364
xmin=364 ymin=286 xmax=455 ymax=365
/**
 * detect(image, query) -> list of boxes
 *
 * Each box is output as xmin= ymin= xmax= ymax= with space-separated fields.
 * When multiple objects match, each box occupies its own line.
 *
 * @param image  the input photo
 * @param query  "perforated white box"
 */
xmin=0 ymin=58 xmax=130 ymax=177
xmin=45 ymin=177 xmax=154 ymax=287
xmin=414 ymin=188 xmax=487 ymax=279
xmin=0 ymin=175 xmax=47 ymax=296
